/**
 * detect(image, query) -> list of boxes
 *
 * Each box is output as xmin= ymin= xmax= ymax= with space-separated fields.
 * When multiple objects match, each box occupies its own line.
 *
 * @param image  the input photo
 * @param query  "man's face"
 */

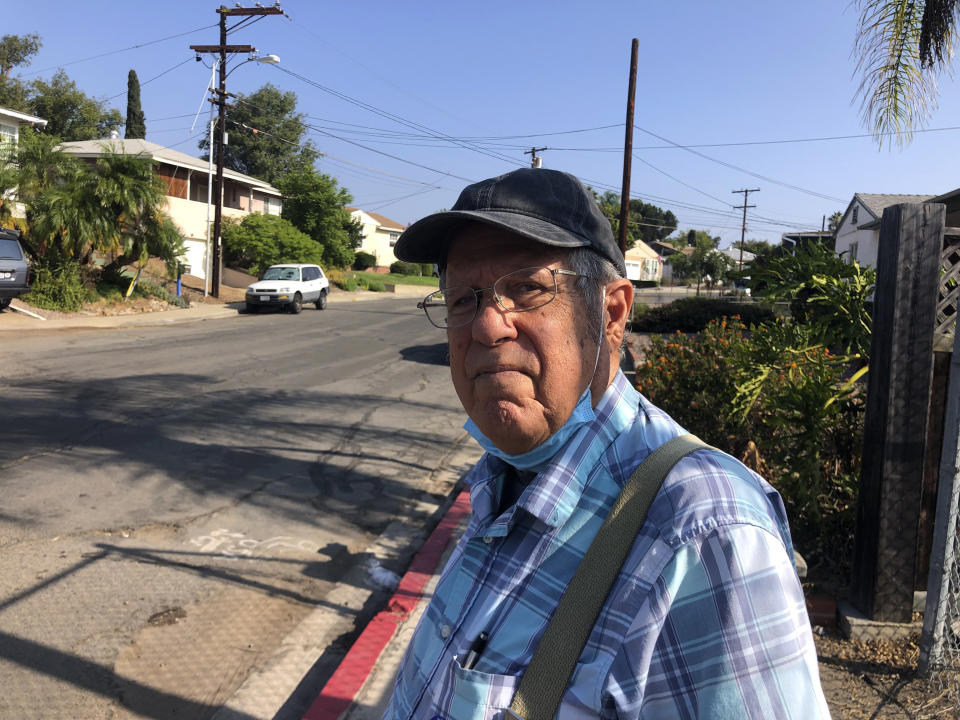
xmin=444 ymin=224 xmax=597 ymax=455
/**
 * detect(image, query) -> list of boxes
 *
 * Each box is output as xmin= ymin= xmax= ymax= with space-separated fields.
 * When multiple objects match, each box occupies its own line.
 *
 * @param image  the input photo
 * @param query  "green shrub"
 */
xmin=633 ymin=297 xmax=775 ymax=332
xmin=24 ymin=261 xmax=93 ymax=312
xmin=221 ymin=213 xmax=323 ymax=276
xmin=390 ymin=260 xmax=422 ymax=276
xmin=136 ymin=280 xmax=189 ymax=308
xmin=634 ymin=317 xmax=864 ymax=577
xmin=421 ymin=263 xmax=435 ymax=277
xmin=353 ymin=251 xmax=376 ymax=271
xmin=365 ymin=279 xmax=385 ymax=292
xmin=340 ymin=277 xmax=358 ymax=292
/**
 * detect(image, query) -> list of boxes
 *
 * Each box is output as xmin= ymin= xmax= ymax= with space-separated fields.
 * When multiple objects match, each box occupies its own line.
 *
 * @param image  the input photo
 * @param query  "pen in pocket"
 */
xmin=461 ymin=631 xmax=489 ymax=670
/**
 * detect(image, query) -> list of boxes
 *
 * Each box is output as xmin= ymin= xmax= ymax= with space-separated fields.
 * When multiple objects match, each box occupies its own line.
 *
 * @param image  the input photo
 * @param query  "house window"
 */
xmin=849 ymin=241 xmax=858 ymax=263
xmin=0 ymin=123 xmax=15 ymax=152
xmin=852 ymin=205 xmax=858 ymax=224
xmin=389 ymin=232 xmax=400 ymax=247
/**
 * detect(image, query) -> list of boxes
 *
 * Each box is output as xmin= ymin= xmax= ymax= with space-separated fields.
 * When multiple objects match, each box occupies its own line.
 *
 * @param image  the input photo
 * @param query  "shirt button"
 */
xmin=440 ymin=624 xmax=451 ymax=639
xmin=483 ymin=536 xmax=493 ymax=544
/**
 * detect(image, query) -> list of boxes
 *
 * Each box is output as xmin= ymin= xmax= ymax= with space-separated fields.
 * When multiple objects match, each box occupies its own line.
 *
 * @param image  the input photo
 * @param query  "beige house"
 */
xmin=60 ymin=138 xmax=282 ymax=281
xmin=624 ymin=240 xmax=662 ymax=284
xmin=348 ymin=207 xmax=406 ymax=268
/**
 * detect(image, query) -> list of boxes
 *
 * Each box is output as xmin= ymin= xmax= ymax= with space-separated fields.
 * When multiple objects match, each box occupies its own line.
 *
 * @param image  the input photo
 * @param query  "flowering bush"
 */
xmin=635 ymin=316 xmax=865 ymax=574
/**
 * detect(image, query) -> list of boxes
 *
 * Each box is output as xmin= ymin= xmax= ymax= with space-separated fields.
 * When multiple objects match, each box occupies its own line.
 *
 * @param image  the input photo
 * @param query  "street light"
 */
xmin=205 ymin=51 xmax=279 ymax=297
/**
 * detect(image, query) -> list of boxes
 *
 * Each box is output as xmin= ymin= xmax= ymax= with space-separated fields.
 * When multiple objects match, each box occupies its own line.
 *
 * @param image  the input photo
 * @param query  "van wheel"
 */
xmin=288 ymin=292 xmax=302 ymax=314
xmin=0 ymin=298 xmax=10 ymax=310
xmin=315 ymin=290 xmax=327 ymax=310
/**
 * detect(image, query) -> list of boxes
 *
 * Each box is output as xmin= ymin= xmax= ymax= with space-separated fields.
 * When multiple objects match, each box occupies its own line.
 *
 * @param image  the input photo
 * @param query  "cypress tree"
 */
xmin=124 ymin=69 xmax=146 ymax=139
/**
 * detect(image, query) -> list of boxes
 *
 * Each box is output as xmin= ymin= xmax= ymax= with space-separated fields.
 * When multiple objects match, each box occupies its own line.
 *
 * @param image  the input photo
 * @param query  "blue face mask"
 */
xmin=463 ymin=387 xmax=596 ymax=471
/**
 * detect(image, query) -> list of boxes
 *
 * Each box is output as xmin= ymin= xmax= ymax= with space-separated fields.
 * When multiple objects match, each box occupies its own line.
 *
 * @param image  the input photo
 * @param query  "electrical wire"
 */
xmin=105 ymin=57 xmax=195 ymax=101
xmin=23 ymin=24 xmax=217 ymax=76
xmin=634 ymin=125 xmax=846 ymax=203
xmin=271 ymin=65 xmax=526 ymax=168
xmin=229 ymin=93 xmax=478 ymax=183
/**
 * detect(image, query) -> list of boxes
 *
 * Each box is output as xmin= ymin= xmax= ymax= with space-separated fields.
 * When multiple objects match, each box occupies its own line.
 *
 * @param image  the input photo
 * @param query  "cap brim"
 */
xmin=394 ymin=209 xmax=594 ymax=267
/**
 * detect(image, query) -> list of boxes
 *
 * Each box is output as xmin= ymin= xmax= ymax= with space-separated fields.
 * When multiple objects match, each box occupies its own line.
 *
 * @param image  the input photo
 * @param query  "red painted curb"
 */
xmin=302 ymin=490 xmax=472 ymax=720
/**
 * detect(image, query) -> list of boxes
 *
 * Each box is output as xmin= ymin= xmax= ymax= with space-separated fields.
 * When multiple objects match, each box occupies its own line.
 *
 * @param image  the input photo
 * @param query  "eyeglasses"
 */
xmin=417 ymin=266 xmax=583 ymax=329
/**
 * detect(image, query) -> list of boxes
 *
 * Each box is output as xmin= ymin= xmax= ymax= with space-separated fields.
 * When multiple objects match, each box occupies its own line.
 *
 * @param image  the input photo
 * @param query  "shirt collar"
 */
xmin=465 ymin=371 xmax=640 ymax=536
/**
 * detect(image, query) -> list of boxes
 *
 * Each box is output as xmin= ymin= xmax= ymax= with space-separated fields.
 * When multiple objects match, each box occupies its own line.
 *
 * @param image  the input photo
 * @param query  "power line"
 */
xmin=634 ymin=125 xmax=846 ymax=203
xmin=24 ymin=24 xmax=218 ymax=76
xmin=271 ymin=65 xmax=526 ymax=168
xmin=105 ymin=57 xmax=194 ymax=101
xmin=231 ymin=94 xmax=477 ymax=183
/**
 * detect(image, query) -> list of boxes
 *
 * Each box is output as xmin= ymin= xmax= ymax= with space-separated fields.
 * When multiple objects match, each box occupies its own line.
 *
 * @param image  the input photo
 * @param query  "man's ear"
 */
xmin=604 ymin=278 xmax=633 ymax=348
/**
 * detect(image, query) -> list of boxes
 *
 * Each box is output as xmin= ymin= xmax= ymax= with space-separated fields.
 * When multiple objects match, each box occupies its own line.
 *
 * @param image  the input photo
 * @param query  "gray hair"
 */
xmin=567 ymin=247 xmax=622 ymax=342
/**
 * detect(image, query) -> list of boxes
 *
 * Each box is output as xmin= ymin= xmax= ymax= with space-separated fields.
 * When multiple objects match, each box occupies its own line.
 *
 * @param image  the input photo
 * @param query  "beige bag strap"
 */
xmin=508 ymin=433 xmax=708 ymax=720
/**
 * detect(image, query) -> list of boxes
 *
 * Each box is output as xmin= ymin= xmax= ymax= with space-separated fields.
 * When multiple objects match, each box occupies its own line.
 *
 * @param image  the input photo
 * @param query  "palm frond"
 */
xmin=920 ymin=0 xmax=960 ymax=66
xmin=854 ymin=0 xmax=937 ymax=147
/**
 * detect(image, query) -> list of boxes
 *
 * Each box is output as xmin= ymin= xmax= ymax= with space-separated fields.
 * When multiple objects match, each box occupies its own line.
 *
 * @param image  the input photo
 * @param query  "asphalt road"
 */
xmin=0 ymin=299 xmax=478 ymax=720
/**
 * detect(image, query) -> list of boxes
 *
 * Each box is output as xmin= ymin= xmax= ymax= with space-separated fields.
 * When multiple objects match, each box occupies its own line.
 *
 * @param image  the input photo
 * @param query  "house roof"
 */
xmin=59 ymin=138 xmax=281 ymax=196
xmin=348 ymin=207 xmax=405 ymax=231
xmin=855 ymin=193 xmax=936 ymax=220
xmin=624 ymin=240 xmax=658 ymax=260
xmin=719 ymin=246 xmax=755 ymax=263
xmin=648 ymin=240 xmax=681 ymax=256
xmin=0 ymin=106 xmax=47 ymax=126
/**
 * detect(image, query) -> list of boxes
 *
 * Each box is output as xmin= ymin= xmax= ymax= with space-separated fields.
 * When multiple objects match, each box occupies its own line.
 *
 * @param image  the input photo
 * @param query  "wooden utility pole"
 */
xmin=618 ymin=38 xmax=639 ymax=256
xmin=732 ymin=188 xmax=759 ymax=271
xmin=190 ymin=3 xmax=283 ymax=298
xmin=524 ymin=146 xmax=547 ymax=168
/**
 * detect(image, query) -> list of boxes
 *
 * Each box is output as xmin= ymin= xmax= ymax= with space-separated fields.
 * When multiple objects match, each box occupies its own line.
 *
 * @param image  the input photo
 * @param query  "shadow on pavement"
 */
xmin=0 ymin=630 xmax=258 ymax=720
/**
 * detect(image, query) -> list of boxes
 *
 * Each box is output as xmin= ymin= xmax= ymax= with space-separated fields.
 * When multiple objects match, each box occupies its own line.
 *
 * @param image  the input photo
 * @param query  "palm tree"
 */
xmin=854 ymin=0 xmax=959 ymax=146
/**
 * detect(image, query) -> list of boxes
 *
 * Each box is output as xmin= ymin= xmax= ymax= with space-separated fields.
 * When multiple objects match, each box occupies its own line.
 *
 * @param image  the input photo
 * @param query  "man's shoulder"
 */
xmin=604 ymin=404 xmax=788 ymax=551
xmin=646 ymin=445 xmax=788 ymax=548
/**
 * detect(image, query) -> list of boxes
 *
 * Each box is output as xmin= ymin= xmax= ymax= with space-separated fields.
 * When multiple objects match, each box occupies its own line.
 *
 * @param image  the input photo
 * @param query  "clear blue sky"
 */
xmin=9 ymin=0 xmax=960 ymax=248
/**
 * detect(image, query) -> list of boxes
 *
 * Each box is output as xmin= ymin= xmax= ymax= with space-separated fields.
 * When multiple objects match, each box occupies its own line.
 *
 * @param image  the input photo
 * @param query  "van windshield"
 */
xmin=0 ymin=239 xmax=23 ymax=260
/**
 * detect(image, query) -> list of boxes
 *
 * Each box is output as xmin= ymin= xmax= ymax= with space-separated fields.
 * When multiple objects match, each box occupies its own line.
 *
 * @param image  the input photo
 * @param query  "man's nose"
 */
xmin=471 ymin=290 xmax=517 ymax=344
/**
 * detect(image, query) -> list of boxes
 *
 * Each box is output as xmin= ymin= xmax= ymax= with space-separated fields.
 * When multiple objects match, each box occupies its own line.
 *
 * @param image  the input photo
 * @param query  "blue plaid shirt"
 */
xmin=384 ymin=371 xmax=829 ymax=720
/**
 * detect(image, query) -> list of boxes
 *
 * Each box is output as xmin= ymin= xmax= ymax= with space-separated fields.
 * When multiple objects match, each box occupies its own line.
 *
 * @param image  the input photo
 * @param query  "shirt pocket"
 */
xmin=430 ymin=656 xmax=520 ymax=720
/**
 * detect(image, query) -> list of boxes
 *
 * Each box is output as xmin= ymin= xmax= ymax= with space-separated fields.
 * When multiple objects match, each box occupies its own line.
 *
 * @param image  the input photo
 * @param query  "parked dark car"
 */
xmin=0 ymin=228 xmax=30 ymax=310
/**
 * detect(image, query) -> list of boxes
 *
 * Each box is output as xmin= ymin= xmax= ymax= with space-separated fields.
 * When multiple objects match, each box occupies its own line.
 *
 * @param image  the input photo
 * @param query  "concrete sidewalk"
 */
xmin=0 ymin=285 xmax=427 ymax=334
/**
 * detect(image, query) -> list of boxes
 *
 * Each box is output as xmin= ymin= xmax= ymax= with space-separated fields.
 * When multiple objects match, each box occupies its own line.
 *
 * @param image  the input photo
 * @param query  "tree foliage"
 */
xmin=277 ymin=169 xmax=361 ymax=268
xmin=593 ymin=191 xmax=677 ymax=248
xmin=221 ymin=213 xmax=322 ymax=276
xmin=0 ymin=33 xmax=40 ymax=79
xmin=124 ymin=69 xmax=146 ymax=139
xmin=200 ymin=83 xmax=320 ymax=185
xmin=0 ymin=33 xmax=40 ymax=112
xmin=29 ymin=70 xmax=123 ymax=141
xmin=0 ymin=34 xmax=123 ymax=140
xmin=667 ymin=230 xmax=731 ymax=292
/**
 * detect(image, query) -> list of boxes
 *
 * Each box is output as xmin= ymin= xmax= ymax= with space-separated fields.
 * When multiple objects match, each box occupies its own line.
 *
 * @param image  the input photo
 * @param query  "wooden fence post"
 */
xmin=851 ymin=202 xmax=946 ymax=622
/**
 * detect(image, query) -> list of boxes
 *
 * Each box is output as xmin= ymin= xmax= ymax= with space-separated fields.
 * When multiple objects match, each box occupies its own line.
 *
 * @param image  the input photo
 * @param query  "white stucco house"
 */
xmin=60 ymin=139 xmax=282 ymax=280
xmin=833 ymin=193 xmax=935 ymax=268
xmin=348 ymin=208 xmax=406 ymax=268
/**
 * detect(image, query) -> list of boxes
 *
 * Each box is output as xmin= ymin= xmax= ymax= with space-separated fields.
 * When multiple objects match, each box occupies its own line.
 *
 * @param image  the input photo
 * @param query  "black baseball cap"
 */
xmin=393 ymin=168 xmax=626 ymax=276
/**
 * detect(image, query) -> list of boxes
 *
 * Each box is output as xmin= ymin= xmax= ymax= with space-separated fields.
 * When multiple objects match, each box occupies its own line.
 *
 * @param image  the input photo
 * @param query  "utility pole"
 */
xmin=190 ymin=3 xmax=283 ymax=298
xmin=732 ymin=188 xmax=759 ymax=273
xmin=524 ymin=146 xmax=547 ymax=168
xmin=618 ymin=38 xmax=639 ymax=256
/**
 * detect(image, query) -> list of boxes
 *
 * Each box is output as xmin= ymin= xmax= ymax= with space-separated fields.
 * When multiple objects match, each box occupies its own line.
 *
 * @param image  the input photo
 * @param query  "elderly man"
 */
xmin=384 ymin=169 xmax=829 ymax=720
